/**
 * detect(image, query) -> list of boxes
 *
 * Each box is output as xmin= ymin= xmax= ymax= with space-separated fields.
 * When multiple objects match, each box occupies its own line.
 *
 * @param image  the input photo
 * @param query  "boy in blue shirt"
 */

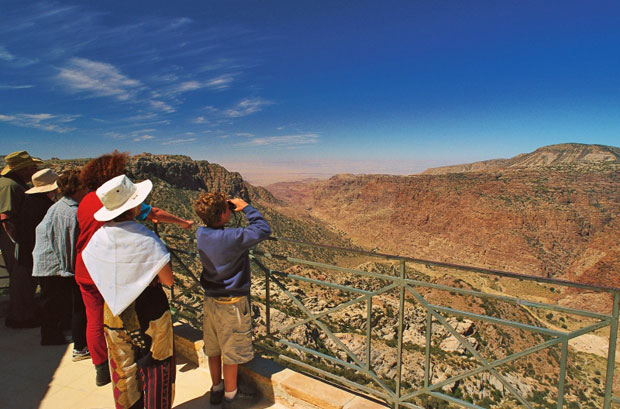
xmin=194 ymin=192 xmax=271 ymax=408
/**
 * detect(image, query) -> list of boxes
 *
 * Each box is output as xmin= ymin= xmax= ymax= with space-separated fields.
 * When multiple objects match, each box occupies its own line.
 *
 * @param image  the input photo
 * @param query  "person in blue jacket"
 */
xmin=193 ymin=192 xmax=271 ymax=408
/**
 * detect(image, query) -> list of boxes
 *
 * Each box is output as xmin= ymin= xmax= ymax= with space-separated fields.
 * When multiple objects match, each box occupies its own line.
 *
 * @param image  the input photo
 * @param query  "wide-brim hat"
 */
xmin=25 ymin=168 xmax=59 ymax=194
xmin=1 ymin=150 xmax=43 ymax=175
xmin=94 ymin=175 xmax=152 ymax=222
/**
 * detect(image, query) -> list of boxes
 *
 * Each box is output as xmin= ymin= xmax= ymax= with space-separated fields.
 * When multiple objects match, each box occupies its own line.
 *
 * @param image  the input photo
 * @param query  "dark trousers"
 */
xmin=70 ymin=279 xmax=87 ymax=349
xmin=39 ymin=277 xmax=68 ymax=343
xmin=39 ymin=276 xmax=87 ymax=348
xmin=0 ymin=231 xmax=38 ymax=324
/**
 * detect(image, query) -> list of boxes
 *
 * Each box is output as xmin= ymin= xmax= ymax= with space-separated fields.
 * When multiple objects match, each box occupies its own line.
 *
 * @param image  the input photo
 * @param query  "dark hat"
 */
xmin=1 ymin=150 xmax=42 ymax=176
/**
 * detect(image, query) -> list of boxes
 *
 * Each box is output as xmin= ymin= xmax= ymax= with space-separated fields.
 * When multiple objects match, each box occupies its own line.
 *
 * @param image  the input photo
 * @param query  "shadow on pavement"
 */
xmin=0 ymin=324 xmax=69 ymax=408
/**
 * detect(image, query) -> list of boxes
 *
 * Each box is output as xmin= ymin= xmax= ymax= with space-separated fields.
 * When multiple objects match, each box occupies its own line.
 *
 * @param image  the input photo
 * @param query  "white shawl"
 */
xmin=82 ymin=221 xmax=170 ymax=316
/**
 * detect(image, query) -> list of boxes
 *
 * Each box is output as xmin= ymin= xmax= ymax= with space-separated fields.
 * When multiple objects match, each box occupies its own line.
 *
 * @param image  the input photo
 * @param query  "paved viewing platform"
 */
xmin=0 ymin=312 xmax=386 ymax=409
xmin=0 ymin=322 xmax=235 ymax=409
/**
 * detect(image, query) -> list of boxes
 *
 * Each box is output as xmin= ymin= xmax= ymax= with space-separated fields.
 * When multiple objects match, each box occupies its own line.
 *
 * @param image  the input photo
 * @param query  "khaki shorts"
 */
xmin=203 ymin=296 xmax=254 ymax=365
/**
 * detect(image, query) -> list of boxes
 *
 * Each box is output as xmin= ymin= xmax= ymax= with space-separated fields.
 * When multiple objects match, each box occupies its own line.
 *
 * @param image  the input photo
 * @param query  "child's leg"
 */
xmin=208 ymin=355 xmax=223 ymax=386
xmin=223 ymin=363 xmax=238 ymax=392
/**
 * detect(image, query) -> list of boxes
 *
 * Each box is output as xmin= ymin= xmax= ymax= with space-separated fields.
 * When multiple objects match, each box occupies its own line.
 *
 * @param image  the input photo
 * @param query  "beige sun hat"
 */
xmin=94 ymin=175 xmax=152 ymax=222
xmin=25 ymin=168 xmax=59 ymax=194
xmin=1 ymin=150 xmax=43 ymax=176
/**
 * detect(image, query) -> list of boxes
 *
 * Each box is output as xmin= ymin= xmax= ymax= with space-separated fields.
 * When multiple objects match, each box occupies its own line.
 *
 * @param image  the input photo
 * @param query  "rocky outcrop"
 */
xmin=267 ymin=153 xmax=620 ymax=287
xmin=422 ymin=143 xmax=620 ymax=175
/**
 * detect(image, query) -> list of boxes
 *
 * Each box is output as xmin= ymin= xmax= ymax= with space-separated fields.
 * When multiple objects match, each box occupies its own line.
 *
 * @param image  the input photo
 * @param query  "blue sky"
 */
xmin=1 ymin=1 xmax=620 ymax=184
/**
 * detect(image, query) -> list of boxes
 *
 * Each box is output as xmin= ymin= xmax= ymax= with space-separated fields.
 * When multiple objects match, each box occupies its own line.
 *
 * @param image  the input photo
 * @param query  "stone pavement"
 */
xmin=0 ymin=324 xmax=285 ymax=409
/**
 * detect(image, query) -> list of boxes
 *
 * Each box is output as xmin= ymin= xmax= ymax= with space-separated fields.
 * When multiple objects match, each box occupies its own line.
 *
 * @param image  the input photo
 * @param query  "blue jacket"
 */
xmin=197 ymin=205 xmax=271 ymax=297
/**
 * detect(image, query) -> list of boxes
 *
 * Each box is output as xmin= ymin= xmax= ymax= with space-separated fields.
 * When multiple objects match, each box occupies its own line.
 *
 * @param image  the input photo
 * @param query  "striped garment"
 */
xmin=104 ymin=285 xmax=176 ymax=409
xmin=32 ymin=196 xmax=79 ymax=277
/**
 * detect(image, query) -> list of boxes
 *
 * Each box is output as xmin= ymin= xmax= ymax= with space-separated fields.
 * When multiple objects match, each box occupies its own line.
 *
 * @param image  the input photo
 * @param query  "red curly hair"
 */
xmin=80 ymin=150 xmax=129 ymax=191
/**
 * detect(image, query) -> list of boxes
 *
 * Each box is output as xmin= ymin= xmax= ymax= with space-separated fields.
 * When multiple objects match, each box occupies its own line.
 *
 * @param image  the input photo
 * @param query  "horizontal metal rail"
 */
xmin=161 ymin=234 xmax=620 ymax=409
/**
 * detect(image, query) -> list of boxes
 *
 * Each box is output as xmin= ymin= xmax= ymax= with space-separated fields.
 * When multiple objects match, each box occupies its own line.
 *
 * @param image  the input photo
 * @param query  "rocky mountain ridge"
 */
xmin=267 ymin=144 xmax=620 ymax=295
xmin=422 ymin=143 xmax=620 ymax=175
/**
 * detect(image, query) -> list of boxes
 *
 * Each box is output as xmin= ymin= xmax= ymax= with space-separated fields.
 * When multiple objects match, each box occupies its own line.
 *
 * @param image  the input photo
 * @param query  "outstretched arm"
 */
xmin=157 ymin=263 xmax=174 ymax=287
xmin=147 ymin=207 xmax=195 ymax=229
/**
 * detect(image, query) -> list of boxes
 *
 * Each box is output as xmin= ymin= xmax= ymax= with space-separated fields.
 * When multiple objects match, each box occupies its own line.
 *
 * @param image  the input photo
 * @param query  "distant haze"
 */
xmin=220 ymin=159 xmax=440 ymax=186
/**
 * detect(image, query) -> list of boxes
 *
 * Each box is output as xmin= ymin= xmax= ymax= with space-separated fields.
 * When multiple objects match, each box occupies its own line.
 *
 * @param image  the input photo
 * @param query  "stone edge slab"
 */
xmin=173 ymin=323 xmax=389 ymax=409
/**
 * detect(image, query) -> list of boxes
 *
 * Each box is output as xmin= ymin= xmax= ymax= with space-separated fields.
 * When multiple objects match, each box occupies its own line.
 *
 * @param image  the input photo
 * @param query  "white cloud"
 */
xmin=224 ymin=98 xmax=272 ymax=118
xmin=175 ymin=81 xmax=202 ymax=92
xmin=168 ymin=74 xmax=236 ymax=95
xmin=236 ymin=133 xmax=319 ymax=147
xmin=105 ymin=131 xmax=126 ymax=139
xmin=236 ymin=132 xmax=254 ymax=137
xmin=0 ymin=113 xmax=78 ymax=133
xmin=125 ymin=113 xmax=159 ymax=122
xmin=133 ymin=134 xmax=155 ymax=142
xmin=57 ymin=57 xmax=142 ymax=101
xmin=205 ymin=74 xmax=235 ymax=90
xmin=0 ymin=45 xmax=38 ymax=67
xmin=161 ymin=138 xmax=196 ymax=145
xmin=193 ymin=116 xmax=208 ymax=124
xmin=0 ymin=84 xmax=34 ymax=89
xmin=150 ymin=100 xmax=175 ymax=113
xmin=0 ymin=46 xmax=15 ymax=61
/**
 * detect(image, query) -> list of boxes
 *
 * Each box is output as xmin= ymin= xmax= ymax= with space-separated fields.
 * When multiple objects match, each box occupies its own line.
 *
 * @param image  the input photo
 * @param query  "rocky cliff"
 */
xmin=422 ymin=143 xmax=620 ymax=175
xmin=267 ymin=144 xmax=620 ymax=290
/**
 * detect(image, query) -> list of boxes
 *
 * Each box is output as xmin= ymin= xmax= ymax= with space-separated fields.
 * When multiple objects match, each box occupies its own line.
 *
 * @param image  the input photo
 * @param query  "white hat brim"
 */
xmin=25 ymin=181 xmax=58 ymax=194
xmin=94 ymin=179 xmax=153 ymax=222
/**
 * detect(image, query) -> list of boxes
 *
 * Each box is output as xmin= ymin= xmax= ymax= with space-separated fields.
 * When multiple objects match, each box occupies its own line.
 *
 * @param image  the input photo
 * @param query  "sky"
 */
xmin=1 ymin=1 xmax=620 ymax=185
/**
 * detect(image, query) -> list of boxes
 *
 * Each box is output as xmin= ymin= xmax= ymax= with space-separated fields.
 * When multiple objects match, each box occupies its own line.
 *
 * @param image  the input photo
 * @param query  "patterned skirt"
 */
xmin=103 ymin=285 xmax=176 ymax=409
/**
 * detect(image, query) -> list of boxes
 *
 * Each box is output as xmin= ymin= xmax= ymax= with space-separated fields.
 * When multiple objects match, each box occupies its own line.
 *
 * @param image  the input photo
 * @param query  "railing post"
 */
xmin=265 ymin=260 xmax=271 ymax=336
xmin=366 ymin=297 xmax=372 ymax=371
xmin=425 ymin=310 xmax=432 ymax=389
xmin=603 ymin=291 xmax=619 ymax=409
xmin=395 ymin=259 xmax=406 ymax=409
xmin=557 ymin=340 xmax=568 ymax=408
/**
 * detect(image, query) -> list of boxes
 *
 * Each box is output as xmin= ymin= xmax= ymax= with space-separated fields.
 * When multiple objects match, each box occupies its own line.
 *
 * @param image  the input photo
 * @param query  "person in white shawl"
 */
xmin=82 ymin=175 xmax=175 ymax=409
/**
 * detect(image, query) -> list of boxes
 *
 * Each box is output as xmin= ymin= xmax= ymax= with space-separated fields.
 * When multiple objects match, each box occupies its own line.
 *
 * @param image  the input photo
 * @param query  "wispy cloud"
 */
xmin=133 ymin=134 xmax=155 ymax=142
xmin=236 ymin=133 xmax=319 ymax=147
xmin=195 ymin=98 xmax=272 ymax=123
xmin=104 ymin=128 xmax=157 ymax=140
xmin=161 ymin=137 xmax=197 ymax=145
xmin=150 ymin=100 xmax=175 ymax=113
xmin=0 ymin=46 xmax=15 ymax=61
xmin=224 ymin=98 xmax=272 ymax=118
xmin=0 ymin=45 xmax=38 ymax=67
xmin=0 ymin=84 xmax=34 ymax=89
xmin=193 ymin=116 xmax=208 ymax=124
xmin=1 ymin=2 xmax=268 ymax=137
xmin=0 ymin=113 xmax=78 ymax=133
xmin=57 ymin=57 xmax=142 ymax=101
xmin=104 ymin=131 xmax=126 ymax=139
xmin=205 ymin=74 xmax=236 ymax=90
xmin=167 ymin=74 xmax=236 ymax=96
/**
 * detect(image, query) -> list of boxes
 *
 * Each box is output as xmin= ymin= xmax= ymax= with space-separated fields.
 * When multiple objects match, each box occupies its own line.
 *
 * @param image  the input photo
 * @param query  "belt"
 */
xmin=213 ymin=296 xmax=244 ymax=304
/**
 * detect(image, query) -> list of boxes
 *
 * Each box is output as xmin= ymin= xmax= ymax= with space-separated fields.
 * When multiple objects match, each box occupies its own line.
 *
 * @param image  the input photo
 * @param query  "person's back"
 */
xmin=197 ymin=202 xmax=271 ymax=297
xmin=194 ymin=192 xmax=271 ymax=408
xmin=82 ymin=174 xmax=175 ymax=409
xmin=0 ymin=153 xmax=45 ymax=328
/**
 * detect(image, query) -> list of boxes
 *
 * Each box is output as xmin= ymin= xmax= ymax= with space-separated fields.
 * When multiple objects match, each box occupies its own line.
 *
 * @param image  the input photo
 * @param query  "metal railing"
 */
xmin=0 ymin=251 xmax=9 ymax=291
xmin=162 ymin=234 xmax=620 ymax=409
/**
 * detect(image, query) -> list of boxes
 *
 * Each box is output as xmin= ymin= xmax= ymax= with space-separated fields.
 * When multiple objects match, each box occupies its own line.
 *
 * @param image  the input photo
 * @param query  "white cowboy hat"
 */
xmin=94 ymin=174 xmax=152 ymax=222
xmin=25 ymin=168 xmax=59 ymax=194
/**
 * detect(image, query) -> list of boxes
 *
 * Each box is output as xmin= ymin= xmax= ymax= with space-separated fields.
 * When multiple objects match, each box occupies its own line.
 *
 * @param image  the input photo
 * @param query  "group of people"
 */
xmin=0 ymin=150 xmax=271 ymax=409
